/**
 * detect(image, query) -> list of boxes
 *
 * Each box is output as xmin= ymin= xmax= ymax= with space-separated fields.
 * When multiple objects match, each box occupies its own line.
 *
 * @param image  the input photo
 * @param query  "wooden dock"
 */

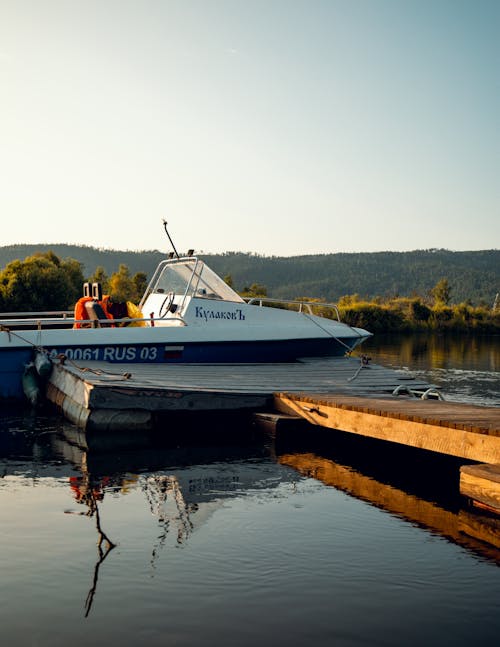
xmin=43 ymin=353 xmax=500 ymax=514
xmin=44 ymin=354 xmax=437 ymax=431
xmin=273 ymin=391 xmax=500 ymax=514
xmin=274 ymin=392 xmax=500 ymax=463
xmin=460 ymin=463 xmax=500 ymax=514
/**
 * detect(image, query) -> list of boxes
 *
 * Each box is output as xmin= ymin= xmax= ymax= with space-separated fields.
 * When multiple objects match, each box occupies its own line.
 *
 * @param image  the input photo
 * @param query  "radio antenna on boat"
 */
xmin=162 ymin=219 xmax=180 ymax=259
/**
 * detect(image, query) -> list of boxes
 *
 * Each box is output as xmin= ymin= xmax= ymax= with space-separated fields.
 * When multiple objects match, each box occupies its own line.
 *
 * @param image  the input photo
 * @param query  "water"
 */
xmin=1 ymin=334 xmax=499 ymax=647
xmin=360 ymin=332 xmax=500 ymax=406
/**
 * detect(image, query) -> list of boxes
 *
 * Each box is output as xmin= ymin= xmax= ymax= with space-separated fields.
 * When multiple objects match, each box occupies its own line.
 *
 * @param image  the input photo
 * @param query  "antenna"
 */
xmin=162 ymin=219 xmax=180 ymax=259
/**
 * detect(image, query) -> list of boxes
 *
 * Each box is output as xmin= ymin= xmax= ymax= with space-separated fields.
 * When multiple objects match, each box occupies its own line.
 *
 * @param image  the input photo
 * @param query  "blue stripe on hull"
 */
xmin=158 ymin=338 xmax=355 ymax=363
xmin=43 ymin=337 xmax=355 ymax=364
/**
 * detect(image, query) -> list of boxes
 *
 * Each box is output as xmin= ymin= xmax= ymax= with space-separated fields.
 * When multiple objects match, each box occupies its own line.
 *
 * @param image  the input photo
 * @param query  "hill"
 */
xmin=0 ymin=244 xmax=498 ymax=306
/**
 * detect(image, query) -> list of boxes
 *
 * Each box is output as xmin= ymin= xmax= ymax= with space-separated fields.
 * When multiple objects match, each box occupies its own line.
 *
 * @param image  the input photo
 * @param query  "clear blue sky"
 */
xmin=1 ymin=0 xmax=498 ymax=256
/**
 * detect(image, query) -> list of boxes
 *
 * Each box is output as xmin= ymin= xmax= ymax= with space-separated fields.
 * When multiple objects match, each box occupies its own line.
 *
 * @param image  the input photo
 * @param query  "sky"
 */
xmin=0 ymin=0 xmax=498 ymax=256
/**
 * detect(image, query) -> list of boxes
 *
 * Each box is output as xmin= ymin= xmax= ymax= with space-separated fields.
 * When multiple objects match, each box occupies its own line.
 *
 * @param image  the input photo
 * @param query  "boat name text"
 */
xmin=194 ymin=306 xmax=245 ymax=322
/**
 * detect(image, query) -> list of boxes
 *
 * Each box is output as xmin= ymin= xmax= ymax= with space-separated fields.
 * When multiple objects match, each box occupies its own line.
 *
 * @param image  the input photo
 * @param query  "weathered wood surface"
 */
xmin=45 ymin=355 xmax=438 ymax=430
xmin=275 ymin=393 xmax=500 ymax=434
xmin=49 ymin=356 xmax=436 ymax=400
xmin=274 ymin=393 xmax=500 ymax=463
xmin=460 ymin=463 xmax=500 ymax=512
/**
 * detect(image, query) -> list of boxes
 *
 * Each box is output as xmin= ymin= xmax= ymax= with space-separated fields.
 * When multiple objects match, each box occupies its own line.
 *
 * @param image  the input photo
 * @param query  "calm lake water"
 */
xmin=1 ymin=334 xmax=499 ymax=647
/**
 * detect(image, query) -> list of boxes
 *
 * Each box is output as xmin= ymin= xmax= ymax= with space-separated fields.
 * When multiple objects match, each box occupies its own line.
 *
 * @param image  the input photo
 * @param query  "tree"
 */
xmin=240 ymin=283 xmax=267 ymax=298
xmin=338 ymin=294 xmax=361 ymax=307
xmin=64 ymin=258 xmax=87 ymax=300
xmin=132 ymin=272 xmax=148 ymax=302
xmin=0 ymin=251 xmax=84 ymax=310
xmin=409 ymin=299 xmax=431 ymax=322
xmin=87 ymin=266 xmax=109 ymax=294
xmin=107 ymin=264 xmax=136 ymax=302
xmin=430 ymin=278 xmax=451 ymax=306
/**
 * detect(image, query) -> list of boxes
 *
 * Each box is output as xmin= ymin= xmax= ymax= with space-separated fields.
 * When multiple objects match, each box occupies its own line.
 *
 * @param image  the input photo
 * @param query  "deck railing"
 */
xmin=245 ymin=297 xmax=341 ymax=321
xmin=0 ymin=313 xmax=186 ymax=330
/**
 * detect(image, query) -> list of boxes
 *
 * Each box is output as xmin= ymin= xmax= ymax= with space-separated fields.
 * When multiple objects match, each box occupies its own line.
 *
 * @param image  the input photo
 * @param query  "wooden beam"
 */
xmin=274 ymin=394 xmax=500 ymax=463
xmin=253 ymin=412 xmax=305 ymax=435
xmin=460 ymin=464 xmax=500 ymax=512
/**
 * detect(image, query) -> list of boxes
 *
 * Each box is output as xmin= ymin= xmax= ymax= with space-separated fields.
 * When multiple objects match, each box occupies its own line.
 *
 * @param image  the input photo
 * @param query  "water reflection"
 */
xmin=1 ymin=404 xmax=500 ymax=629
xmin=42 ymin=421 xmax=289 ymax=614
xmin=274 ymin=433 xmax=500 ymax=565
xmin=65 ymin=474 xmax=116 ymax=616
xmin=359 ymin=333 xmax=500 ymax=405
xmin=361 ymin=332 xmax=500 ymax=372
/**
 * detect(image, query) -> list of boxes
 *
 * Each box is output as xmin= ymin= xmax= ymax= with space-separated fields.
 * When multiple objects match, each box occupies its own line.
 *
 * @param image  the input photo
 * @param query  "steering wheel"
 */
xmin=159 ymin=291 xmax=175 ymax=318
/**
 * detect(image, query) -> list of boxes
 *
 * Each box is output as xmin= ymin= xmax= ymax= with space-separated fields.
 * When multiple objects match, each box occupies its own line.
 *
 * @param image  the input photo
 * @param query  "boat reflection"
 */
xmin=47 ymin=421 xmax=291 ymax=614
xmin=66 ymin=473 xmax=116 ymax=616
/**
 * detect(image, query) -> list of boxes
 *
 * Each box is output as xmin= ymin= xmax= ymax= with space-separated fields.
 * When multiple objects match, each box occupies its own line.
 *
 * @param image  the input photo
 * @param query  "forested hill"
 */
xmin=0 ymin=245 xmax=498 ymax=306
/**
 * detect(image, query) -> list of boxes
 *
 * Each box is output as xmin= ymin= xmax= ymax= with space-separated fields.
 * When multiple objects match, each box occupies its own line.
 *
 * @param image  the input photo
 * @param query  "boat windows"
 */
xmin=152 ymin=259 xmax=244 ymax=304
xmin=154 ymin=263 xmax=194 ymax=295
xmin=190 ymin=262 xmax=244 ymax=303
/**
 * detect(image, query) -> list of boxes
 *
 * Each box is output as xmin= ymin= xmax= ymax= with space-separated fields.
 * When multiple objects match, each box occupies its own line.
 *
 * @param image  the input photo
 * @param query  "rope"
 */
xmin=0 ymin=325 xmax=43 ymax=350
xmin=348 ymin=355 xmax=371 ymax=382
xmin=56 ymin=354 xmax=132 ymax=380
xmin=0 ymin=324 xmax=12 ymax=341
xmin=301 ymin=312 xmax=359 ymax=354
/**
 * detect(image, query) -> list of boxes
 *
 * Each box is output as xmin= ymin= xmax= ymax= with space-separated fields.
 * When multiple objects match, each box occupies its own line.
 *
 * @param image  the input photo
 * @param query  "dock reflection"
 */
xmin=273 ymin=430 xmax=500 ymax=565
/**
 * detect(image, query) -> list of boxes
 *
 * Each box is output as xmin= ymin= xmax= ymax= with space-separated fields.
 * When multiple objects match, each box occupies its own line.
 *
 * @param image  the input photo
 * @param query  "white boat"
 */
xmin=0 ymin=251 xmax=371 ymax=399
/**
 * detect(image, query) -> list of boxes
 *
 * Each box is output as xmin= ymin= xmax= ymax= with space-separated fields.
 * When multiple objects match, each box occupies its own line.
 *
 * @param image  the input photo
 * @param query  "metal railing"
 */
xmin=245 ymin=297 xmax=341 ymax=321
xmin=0 ymin=314 xmax=187 ymax=330
xmin=0 ymin=310 xmax=73 ymax=318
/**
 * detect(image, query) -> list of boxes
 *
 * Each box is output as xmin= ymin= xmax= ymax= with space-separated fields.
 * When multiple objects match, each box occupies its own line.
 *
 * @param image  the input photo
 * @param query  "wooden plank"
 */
xmin=274 ymin=394 xmax=500 ymax=463
xmin=51 ymin=356 xmax=438 ymax=396
xmin=275 ymin=392 xmax=500 ymax=435
xmin=460 ymin=464 xmax=500 ymax=511
xmin=45 ymin=357 xmax=498 ymax=461
xmin=461 ymin=463 xmax=500 ymax=485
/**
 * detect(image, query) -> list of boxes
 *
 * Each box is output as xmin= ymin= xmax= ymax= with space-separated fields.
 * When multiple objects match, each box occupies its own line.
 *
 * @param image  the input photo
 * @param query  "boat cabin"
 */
xmin=139 ymin=257 xmax=244 ymax=324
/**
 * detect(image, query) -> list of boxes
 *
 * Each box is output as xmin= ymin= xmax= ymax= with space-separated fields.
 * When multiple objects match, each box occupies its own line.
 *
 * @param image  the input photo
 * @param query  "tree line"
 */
xmin=0 ymin=245 xmax=498 ymax=306
xmin=0 ymin=250 xmax=498 ymax=332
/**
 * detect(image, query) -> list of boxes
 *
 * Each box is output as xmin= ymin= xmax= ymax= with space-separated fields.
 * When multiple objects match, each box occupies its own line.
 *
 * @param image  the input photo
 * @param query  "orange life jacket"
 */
xmin=73 ymin=295 xmax=115 ymax=328
xmin=73 ymin=297 xmax=93 ymax=328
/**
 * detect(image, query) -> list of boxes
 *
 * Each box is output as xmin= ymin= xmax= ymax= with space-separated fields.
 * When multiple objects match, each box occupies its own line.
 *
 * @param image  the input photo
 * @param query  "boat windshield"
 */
xmin=154 ymin=259 xmax=244 ymax=303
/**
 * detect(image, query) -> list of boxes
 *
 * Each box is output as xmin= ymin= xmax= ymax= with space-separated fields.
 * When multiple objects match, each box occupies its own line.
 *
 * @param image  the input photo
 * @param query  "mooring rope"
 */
xmin=55 ymin=354 xmax=132 ymax=380
xmin=0 ymin=325 xmax=47 ymax=352
xmin=300 ymin=312 xmax=359 ymax=354
xmin=348 ymin=355 xmax=371 ymax=382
